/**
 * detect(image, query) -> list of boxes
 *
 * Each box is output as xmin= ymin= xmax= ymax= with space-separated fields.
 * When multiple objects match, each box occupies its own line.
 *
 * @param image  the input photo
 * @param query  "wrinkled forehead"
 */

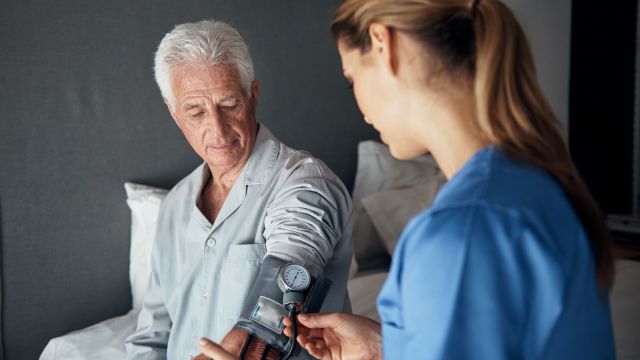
xmin=170 ymin=62 xmax=244 ymax=97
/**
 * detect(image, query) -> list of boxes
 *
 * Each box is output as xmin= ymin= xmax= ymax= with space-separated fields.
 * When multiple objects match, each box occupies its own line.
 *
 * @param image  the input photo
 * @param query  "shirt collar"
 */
xmin=242 ymin=123 xmax=280 ymax=185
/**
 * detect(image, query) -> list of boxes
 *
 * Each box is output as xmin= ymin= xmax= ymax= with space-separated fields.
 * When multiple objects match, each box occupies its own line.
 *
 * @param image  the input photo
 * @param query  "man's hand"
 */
xmin=193 ymin=329 xmax=279 ymax=360
xmin=220 ymin=328 xmax=249 ymax=356
xmin=195 ymin=337 xmax=237 ymax=360
xmin=191 ymin=328 xmax=246 ymax=360
xmin=283 ymin=312 xmax=383 ymax=360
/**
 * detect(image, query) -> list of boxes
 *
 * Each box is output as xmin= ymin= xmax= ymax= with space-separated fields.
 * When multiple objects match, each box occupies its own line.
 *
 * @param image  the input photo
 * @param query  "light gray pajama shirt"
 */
xmin=125 ymin=125 xmax=353 ymax=359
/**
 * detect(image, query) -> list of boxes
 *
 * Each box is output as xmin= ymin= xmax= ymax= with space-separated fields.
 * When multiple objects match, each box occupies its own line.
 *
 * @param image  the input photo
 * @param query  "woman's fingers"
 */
xmin=284 ymin=316 xmax=324 ymax=339
xmin=283 ymin=322 xmax=312 ymax=337
xmin=304 ymin=339 xmax=329 ymax=359
xmin=297 ymin=334 xmax=327 ymax=349
xmin=306 ymin=328 xmax=326 ymax=339
xmin=288 ymin=326 xmax=324 ymax=339
xmin=297 ymin=313 xmax=342 ymax=329
xmin=297 ymin=333 xmax=311 ymax=347
xmin=283 ymin=316 xmax=293 ymax=327
xmin=283 ymin=316 xmax=308 ymax=335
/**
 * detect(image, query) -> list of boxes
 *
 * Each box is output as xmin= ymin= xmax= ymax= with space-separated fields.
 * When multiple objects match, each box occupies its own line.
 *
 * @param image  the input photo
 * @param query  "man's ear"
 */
xmin=250 ymin=80 xmax=260 ymax=109
xmin=368 ymin=23 xmax=397 ymax=77
xmin=164 ymin=98 xmax=182 ymax=129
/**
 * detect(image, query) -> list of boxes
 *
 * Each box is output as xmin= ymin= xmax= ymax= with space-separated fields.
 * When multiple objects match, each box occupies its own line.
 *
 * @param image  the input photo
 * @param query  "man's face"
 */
xmin=166 ymin=62 xmax=259 ymax=175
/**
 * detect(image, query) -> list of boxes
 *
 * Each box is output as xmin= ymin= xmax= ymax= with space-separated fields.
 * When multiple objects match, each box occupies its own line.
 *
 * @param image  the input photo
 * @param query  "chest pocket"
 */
xmin=219 ymin=243 xmax=267 ymax=322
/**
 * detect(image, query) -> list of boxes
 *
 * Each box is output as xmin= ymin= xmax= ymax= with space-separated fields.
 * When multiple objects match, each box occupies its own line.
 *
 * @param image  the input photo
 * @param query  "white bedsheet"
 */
xmin=40 ymin=309 xmax=139 ymax=360
xmin=38 ymin=271 xmax=390 ymax=360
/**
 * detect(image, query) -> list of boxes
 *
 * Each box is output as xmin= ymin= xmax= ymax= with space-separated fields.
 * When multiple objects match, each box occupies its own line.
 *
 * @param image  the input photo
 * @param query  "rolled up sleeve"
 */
xmin=263 ymin=160 xmax=351 ymax=276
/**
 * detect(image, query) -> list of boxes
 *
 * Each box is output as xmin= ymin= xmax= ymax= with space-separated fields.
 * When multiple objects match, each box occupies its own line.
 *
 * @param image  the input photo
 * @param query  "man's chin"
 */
xmin=205 ymin=155 xmax=245 ymax=173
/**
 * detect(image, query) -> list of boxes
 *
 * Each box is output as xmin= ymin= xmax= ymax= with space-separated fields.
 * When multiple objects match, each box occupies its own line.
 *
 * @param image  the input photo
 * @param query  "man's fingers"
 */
xmin=199 ymin=337 xmax=238 ymax=360
xmin=219 ymin=328 xmax=248 ymax=356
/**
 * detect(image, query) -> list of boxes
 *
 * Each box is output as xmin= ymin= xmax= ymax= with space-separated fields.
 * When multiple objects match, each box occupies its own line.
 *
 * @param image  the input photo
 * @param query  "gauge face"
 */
xmin=281 ymin=264 xmax=310 ymax=291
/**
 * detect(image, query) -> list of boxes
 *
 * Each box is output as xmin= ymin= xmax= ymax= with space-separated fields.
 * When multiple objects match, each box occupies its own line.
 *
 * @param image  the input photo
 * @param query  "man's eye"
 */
xmin=221 ymin=104 xmax=238 ymax=111
xmin=189 ymin=111 xmax=204 ymax=117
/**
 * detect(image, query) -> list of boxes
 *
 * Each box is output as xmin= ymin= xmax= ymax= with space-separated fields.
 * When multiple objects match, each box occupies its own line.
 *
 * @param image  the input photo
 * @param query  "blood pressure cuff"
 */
xmin=234 ymin=255 xmax=292 ymax=352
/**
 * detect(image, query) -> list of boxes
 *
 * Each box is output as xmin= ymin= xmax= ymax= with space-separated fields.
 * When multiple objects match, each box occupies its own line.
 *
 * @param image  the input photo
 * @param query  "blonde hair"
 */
xmin=332 ymin=0 xmax=614 ymax=292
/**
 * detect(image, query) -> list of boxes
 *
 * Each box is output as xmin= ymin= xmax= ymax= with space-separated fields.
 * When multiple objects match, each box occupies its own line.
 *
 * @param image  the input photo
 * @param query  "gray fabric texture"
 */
xmin=0 ymin=1 xmax=375 ymax=359
xmin=351 ymin=141 xmax=445 ymax=274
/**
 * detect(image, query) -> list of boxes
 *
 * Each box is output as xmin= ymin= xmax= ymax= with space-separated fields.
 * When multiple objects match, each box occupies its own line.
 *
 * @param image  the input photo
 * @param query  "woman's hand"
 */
xmin=284 ymin=312 xmax=382 ymax=360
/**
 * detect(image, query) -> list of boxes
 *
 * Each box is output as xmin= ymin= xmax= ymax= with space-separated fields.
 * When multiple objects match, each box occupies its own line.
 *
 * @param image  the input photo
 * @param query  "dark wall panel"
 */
xmin=0 ymin=1 xmax=375 ymax=359
xmin=569 ymin=0 xmax=638 ymax=214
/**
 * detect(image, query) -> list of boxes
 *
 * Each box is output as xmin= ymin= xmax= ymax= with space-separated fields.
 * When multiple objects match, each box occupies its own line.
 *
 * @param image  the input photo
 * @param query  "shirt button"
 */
xmin=206 ymin=237 xmax=216 ymax=248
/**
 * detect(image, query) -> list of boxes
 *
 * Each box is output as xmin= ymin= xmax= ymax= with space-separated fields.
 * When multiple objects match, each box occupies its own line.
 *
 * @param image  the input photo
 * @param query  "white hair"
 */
xmin=154 ymin=20 xmax=254 ymax=106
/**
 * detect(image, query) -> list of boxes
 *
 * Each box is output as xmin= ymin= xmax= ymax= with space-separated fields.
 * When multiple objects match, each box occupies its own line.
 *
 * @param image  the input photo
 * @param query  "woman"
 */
xmin=200 ymin=0 xmax=616 ymax=358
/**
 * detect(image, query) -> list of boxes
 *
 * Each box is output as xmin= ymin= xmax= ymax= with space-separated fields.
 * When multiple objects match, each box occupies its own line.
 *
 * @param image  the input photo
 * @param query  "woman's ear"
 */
xmin=368 ymin=23 xmax=397 ymax=77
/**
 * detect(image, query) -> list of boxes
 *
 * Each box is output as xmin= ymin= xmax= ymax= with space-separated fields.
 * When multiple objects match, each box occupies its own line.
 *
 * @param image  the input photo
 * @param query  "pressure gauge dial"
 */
xmin=278 ymin=264 xmax=311 ymax=292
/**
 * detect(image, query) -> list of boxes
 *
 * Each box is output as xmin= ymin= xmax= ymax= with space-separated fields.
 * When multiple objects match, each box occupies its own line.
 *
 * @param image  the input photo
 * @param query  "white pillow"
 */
xmin=124 ymin=182 xmax=168 ymax=311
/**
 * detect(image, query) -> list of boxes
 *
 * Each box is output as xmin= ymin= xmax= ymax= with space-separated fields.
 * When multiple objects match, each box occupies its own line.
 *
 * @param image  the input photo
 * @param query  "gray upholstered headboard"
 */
xmin=0 ymin=1 xmax=375 ymax=358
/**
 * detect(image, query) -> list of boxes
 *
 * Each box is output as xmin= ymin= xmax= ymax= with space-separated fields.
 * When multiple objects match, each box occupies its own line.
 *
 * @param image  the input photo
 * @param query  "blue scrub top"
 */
xmin=377 ymin=146 xmax=615 ymax=359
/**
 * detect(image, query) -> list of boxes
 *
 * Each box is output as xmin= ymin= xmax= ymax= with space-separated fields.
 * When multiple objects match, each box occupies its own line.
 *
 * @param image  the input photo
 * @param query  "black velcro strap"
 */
xmin=234 ymin=256 xmax=290 ymax=352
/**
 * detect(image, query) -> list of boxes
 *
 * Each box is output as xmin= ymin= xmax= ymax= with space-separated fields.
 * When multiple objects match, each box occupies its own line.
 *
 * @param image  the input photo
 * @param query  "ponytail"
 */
xmin=332 ymin=0 xmax=614 ymax=292
xmin=473 ymin=0 xmax=614 ymax=292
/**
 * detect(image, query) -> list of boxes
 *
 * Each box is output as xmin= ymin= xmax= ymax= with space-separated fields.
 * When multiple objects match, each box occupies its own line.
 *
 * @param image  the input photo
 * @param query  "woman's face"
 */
xmin=337 ymin=38 xmax=424 ymax=160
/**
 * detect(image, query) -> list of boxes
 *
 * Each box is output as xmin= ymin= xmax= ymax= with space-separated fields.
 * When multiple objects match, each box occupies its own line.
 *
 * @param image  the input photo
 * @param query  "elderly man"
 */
xmin=125 ymin=20 xmax=352 ymax=359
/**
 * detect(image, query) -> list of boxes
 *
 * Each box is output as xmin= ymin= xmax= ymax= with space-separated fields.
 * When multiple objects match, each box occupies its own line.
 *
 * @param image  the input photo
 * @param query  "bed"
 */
xmin=39 ymin=140 xmax=445 ymax=359
xmin=39 ymin=141 xmax=640 ymax=360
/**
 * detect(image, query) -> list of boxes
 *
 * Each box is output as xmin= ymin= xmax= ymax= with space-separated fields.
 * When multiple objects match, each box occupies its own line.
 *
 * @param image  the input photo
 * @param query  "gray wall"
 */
xmin=504 ymin=0 xmax=573 ymax=132
xmin=0 ymin=1 xmax=576 ymax=359
xmin=0 ymin=1 xmax=374 ymax=359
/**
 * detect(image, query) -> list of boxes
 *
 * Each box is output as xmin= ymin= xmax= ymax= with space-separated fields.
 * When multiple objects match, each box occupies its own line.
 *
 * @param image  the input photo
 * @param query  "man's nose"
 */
xmin=203 ymin=108 xmax=226 ymax=135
